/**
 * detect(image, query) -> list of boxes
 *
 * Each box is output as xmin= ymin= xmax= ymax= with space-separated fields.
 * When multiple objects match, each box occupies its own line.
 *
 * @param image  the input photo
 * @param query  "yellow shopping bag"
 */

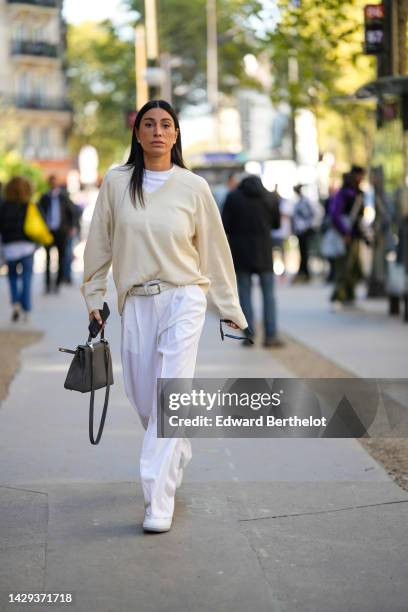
xmin=24 ymin=202 xmax=53 ymax=246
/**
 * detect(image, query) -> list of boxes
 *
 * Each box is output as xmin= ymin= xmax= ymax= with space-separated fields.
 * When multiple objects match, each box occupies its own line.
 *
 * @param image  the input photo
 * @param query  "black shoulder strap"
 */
xmin=88 ymin=339 xmax=110 ymax=445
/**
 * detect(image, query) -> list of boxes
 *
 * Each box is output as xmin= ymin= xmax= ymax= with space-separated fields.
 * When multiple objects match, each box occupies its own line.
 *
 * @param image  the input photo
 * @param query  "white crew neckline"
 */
xmin=142 ymin=164 xmax=178 ymax=197
xmin=144 ymin=166 xmax=174 ymax=175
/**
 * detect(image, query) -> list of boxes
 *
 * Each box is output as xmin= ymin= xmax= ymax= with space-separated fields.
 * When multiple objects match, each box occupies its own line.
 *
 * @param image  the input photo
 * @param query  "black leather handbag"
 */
xmin=59 ymin=329 xmax=114 ymax=445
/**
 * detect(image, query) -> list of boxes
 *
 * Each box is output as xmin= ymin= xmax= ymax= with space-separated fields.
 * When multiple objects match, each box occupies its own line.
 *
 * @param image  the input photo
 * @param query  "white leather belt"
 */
xmin=128 ymin=279 xmax=179 ymax=296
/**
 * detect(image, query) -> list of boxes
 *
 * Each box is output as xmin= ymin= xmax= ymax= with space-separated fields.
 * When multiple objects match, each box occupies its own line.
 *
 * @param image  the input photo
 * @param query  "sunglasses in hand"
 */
xmin=219 ymin=319 xmax=254 ymax=344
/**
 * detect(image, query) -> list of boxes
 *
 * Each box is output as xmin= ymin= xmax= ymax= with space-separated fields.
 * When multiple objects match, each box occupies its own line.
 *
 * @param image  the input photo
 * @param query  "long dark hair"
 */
xmin=125 ymin=99 xmax=187 ymax=207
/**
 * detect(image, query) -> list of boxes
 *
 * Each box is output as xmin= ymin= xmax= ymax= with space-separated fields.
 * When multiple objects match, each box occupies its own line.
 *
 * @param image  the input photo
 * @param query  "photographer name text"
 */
xmin=167 ymin=415 xmax=327 ymax=428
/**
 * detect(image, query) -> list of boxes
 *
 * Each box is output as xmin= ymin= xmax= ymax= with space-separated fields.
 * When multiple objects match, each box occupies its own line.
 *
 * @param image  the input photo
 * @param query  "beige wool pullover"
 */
xmin=80 ymin=164 xmax=248 ymax=329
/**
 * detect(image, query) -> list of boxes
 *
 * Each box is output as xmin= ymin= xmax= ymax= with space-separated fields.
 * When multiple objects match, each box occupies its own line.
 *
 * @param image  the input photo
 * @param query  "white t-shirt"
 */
xmin=143 ymin=166 xmax=175 ymax=193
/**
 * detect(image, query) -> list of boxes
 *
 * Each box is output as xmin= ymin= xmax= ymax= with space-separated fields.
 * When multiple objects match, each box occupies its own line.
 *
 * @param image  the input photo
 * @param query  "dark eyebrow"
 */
xmin=142 ymin=116 xmax=173 ymax=123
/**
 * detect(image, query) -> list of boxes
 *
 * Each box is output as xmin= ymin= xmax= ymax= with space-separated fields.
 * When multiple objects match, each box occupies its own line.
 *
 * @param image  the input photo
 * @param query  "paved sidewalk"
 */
xmin=0 ymin=272 xmax=407 ymax=612
xmin=276 ymin=279 xmax=408 ymax=378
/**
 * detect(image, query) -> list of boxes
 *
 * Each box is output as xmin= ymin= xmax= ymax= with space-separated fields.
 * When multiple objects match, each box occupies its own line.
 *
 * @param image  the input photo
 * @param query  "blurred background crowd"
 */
xmin=0 ymin=0 xmax=407 ymax=332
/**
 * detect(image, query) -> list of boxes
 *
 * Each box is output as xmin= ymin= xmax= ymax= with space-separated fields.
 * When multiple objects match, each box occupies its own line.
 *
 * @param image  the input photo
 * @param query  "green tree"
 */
xmin=262 ymin=0 xmax=375 ymax=107
xmin=127 ymin=0 xmax=263 ymax=109
xmin=0 ymin=151 xmax=47 ymax=201
xmin=0 ymin=101 xmax=47 ymax=198
xmin=66 ymin=21 xmax=136 ymax=172
xmin=66 ymin=2 xmax=264 ymax=169
xmin=260 ymin=0 xmax=377 ymax=167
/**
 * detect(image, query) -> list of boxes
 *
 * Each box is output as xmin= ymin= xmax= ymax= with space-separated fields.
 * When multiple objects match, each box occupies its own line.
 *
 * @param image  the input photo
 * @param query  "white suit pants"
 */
xmin=121 ymin=284 xmax=206 ymax=519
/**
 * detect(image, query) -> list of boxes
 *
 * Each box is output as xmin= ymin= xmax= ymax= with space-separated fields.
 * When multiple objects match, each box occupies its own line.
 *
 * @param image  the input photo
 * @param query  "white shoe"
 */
xmin=143 ymin=515 xmax=172 ymax=533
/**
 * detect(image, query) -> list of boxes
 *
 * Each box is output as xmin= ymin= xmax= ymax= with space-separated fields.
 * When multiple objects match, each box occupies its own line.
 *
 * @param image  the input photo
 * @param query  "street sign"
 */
xmin=364 ymin=4 xmax=385 ymax=54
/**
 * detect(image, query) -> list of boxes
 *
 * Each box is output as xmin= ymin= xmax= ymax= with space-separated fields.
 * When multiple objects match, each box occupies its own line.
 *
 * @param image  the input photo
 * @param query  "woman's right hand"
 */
xmin=89 ymin=309 xmax=105 ymax=330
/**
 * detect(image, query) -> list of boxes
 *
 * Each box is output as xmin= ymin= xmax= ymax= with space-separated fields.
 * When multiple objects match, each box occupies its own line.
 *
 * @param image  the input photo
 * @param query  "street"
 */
xmin=1 ymin=0 xmax=408 ymax=609
xmin=0 ymin=271 xmax=407 ymax=612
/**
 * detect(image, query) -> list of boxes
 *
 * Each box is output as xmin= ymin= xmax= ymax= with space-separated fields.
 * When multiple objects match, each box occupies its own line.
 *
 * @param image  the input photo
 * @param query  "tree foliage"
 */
xmin=66 ymin=21 xmax=136 ymax=171
xmin=0 ymin=151 xmax=47 ymax=200
xmin=65 ymin=0 xmax=391 ymax=171
xmin=0 ymin=102 xmax=47 ymax=198
xmin=260 ymin=0 xmax=378 ymax=168
xmin=66 ymin=2 xmax=265 ymax=169
xmin=262 ymin=0 xmax=376 ymax=110
xmin=126 ymin=0 xmax=263 ymax=108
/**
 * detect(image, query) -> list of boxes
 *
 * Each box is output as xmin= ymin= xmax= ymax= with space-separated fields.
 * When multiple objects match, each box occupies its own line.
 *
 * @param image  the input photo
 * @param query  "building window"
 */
xmin=23 ymin=126 xmax=32 ymax=148
xmin=22 ymin=126 xmax=36 ymax=159
xmin=39 ymin=127 xmax=50 ymax=158
xmin=18 ymin=72 xmax=29 ymax=100
xmin=33 ymin=26 xmax=44 ymax=42
xmin=40 ymin=127 xmax=49 ymax=148
xmin=14 ymin=23 xmax=27 ymax=42
xmin=31 ymin=74 xmax=46 ymax=105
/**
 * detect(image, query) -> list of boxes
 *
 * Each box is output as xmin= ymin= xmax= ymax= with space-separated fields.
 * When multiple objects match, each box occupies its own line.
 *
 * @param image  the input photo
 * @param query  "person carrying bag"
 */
xmin=0 ymin=177 xmax=45 ymax=323
xmin=329 ymin=166 xmax=366 ymax=307
xmin=80 ymin=99 xmax=249 ymax=533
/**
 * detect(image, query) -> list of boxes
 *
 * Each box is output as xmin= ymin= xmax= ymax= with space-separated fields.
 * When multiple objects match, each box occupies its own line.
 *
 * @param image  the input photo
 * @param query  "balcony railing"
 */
xmin=14 ymin=96 xmax=72 ymax=112
xmin=11 ymin=40 xmax=58 ymax=58
xmin=7 ymin=0 xmax=58 ymax=8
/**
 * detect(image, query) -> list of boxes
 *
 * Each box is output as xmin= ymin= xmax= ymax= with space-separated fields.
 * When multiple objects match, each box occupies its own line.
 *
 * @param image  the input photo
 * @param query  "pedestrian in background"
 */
xmin=215 ymin=171 xmax=241 ymax=213
xmin=38 ymin=175 xmax=75 ymax=294
xmin=0 ymin=177 xmax=36 ymax=322
xmin=225 ymin=171 xmax=240 ymax=196
xmin=320 ymin=185 xmax=337 ymax=283
xmin=81 ymin=99 xmax=247 ymax=533
xmin=222 ymin=174 xmax=284 ymax=347
xmin=367 ymin=166 xmax=394 ymax=297
xmin=63 ymin=194 xmax=83 ymax=285
xmin=330 ymin=165 xmax=365 ymax=308
xmin=291 ymin=184 xmax=315 ymax=283
xmin=272 ymin=186 xmax=292 ymax=277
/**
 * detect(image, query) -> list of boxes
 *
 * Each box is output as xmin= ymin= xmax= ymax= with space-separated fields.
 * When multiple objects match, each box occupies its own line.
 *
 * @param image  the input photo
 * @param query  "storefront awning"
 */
xmin=356 ymin=76 xmax=408 ymax=99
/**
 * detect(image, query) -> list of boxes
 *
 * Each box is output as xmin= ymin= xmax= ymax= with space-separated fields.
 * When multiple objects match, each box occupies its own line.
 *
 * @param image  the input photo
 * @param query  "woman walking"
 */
xmin=0 ymin=177 xmax=36 ymax=323
xmin=81 ymin=100 xmax=247 ymax=533
xmin=330 ymin=166 xmax=365 ymax=308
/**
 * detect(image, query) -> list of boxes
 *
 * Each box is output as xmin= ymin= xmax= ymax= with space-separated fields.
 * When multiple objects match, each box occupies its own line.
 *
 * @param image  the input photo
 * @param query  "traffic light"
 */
xmin=364 ymin=4 xmax=385 ymax=54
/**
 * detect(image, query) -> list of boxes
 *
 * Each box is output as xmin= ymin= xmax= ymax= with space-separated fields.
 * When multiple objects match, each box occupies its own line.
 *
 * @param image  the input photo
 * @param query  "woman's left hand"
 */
xmin=225 ymin=320 xmax=240 ymax=329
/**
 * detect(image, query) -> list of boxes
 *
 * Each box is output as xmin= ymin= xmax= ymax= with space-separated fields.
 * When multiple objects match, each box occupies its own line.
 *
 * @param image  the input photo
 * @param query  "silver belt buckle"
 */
xmin=144 ymin=279 xmax=161 ymax=296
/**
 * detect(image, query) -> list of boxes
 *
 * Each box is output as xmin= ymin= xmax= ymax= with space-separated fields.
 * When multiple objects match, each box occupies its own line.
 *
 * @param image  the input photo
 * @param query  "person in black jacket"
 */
xmin=222 ymin=174 xmax=284 ymax=347
xmin=0 ymin=177 xmax=36 ymax=322
xmin=38 ymin=175 xmax=75 ymax=294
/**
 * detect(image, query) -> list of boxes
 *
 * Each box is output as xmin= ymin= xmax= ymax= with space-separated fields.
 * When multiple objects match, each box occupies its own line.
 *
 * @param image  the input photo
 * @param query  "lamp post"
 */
xmin=145 ymin=66 xmax=166 ymax=100
xmin=207 ymin=0 xmax=219 ymax=149
xmin=135 ymin=24 xmax=148 ymax=109
xmin=288 ymin=51 xmax=299 ymax=164
xmin=145 ymin=0 xmax=161 ymax=100
xmin=135 ymin=1 xmax=166 ymax=107
xmin=207 ymin=0 xmax=218 ymax=112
